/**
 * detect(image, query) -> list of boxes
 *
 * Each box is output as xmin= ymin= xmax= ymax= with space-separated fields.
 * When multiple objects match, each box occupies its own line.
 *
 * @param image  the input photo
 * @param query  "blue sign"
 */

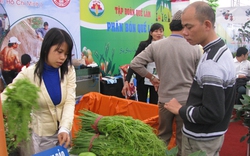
xmin=32 ymin=145 xmax=69 ymax=156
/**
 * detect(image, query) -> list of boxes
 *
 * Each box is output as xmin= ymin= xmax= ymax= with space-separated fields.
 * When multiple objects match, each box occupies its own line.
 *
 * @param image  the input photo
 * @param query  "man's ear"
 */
xmin=204 ymin=20 xmax=213 ymax=30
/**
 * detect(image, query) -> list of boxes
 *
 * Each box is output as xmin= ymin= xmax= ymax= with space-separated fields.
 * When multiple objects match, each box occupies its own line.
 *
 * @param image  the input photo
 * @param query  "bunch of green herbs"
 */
xmin=71 ymin=130 xmax=138 ymax=155
xmin=70 ymin=110 xmax=166 ymax=156
xmin=3 ymin=78 xmax=40 ymax=150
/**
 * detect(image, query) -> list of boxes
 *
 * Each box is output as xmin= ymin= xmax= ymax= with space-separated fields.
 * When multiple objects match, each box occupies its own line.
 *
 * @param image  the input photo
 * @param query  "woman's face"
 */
xmin=46 ymin=41 xmax=68 ymax=68
xmin=150 ymin=28 xmax=164 ymax=41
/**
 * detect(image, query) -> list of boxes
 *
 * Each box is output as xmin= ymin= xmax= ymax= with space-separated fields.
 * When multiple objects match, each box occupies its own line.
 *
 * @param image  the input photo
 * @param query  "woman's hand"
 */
xmin=121 ymin=81 xmax=131 ymax=98
xmin=58 ymin=132 xmax=71 ymax=148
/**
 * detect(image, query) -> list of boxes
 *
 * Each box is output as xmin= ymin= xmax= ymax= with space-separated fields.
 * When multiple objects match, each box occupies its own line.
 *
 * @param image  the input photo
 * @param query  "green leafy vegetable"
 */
xmin=79 ymin=152 xmax=97 ymax=156
xmin=70 ymin=110 xmax=166 ymax=156
xmin=3 ymin=78 xmax=40 ymax=150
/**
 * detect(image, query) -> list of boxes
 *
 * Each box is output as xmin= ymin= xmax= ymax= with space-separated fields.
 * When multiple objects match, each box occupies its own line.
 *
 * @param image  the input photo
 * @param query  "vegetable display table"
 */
xmin=72 ymin=92 xmax=176 ymax=149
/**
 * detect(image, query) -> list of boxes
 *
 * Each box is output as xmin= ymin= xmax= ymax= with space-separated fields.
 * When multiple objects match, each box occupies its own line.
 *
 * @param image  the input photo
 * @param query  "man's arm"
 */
xmin=130 ymin=44 xmax=160 ymax=91
xmin=35 ymin=27 xmax=42 ymax=35
xmin=125 ymin=41 xmax=150 ymax=82
xmin=165 ymin=82 xmax=225 ymax=125
xmin=0 ymin=49 xmax=3 ymax=61
xmin=130 ymin=44 xmax=154 ymax=78
xmin=35 ymin=28 xmax=44 ymax=40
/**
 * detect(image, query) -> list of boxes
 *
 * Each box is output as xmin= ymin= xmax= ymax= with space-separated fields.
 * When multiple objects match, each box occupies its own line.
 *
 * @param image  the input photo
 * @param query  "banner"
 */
xmin=0 ymin=0 xmax=80 ymax=65
xmin=0 ymin=0 xmax=190 ymax=75
xmin=216 ymin=6 xmax=250 ymax=53
xmin=80 ymin=0 xmax=189 ymax=76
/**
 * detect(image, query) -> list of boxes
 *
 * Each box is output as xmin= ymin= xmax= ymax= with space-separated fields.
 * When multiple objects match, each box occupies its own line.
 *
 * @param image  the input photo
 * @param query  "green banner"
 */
xmin=80 ymin=0 xmax=174 ymax=76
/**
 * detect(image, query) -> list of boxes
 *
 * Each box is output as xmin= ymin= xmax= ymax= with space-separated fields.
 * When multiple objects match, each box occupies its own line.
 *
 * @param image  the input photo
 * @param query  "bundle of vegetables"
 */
xmin=79 ymin=152 xmax=96 ymax=156
xmin=2 ymin=79 xmax=40 ymax=150
xmin=71 ymin=130 xmax=137 ymax=155
xmin=70 ymin=110 xmax=166 ymax=156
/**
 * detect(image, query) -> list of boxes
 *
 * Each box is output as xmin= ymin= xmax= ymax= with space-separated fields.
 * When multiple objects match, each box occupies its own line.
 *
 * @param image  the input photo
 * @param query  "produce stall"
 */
xmin=75 ymin=67 xmax=100 ymax=100
xmin=72 ymin=92 xmax=176 ymax=155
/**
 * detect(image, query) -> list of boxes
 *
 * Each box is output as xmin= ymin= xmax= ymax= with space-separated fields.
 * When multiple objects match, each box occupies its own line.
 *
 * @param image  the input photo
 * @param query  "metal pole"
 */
xmin=247 ymin=128 xmax=250 ymax=156
xmin=0 ymin=98 xmax=8 ymax=156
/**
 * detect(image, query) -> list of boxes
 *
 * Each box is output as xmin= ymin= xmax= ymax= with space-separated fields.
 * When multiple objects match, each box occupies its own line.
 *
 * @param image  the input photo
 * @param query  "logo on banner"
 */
xmin=53 ymin=0 xmax=70 ymax=8
xmin=89 ymin=0 xmax=104 ymax=17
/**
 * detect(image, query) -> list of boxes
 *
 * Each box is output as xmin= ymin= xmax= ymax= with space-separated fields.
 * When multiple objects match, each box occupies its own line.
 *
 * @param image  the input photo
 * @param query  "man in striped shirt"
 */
xmin=164 ymin=2 xmax=236 ymax=156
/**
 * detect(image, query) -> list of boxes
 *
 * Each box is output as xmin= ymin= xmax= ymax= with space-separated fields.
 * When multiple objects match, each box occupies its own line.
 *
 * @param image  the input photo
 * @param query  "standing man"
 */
xmin=3 ymin=14 xmax=9 ymax=36
xmin=130 ymin=10 xmax=201 ymax=156
xmin=234 ymin=47 xmax=250 ymax=104
xmin=0 ymin=36 xmax=21 ymax=84
xmin=35 ymin=22 xmax=49 ymax=40
xmin=164 ymin=2 xmax=236 ymax=156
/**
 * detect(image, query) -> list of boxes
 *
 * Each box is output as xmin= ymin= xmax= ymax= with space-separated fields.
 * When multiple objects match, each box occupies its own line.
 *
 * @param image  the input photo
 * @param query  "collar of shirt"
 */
xmin=170 ymin=34 xmax=184 ymax=38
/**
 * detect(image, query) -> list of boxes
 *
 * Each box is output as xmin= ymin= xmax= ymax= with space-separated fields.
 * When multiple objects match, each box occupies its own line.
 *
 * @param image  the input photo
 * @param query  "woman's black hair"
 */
xmin=144 ymin=23 xmax=164 ymax=44
xmin=34 ymin=27 xmax=73 ymax=85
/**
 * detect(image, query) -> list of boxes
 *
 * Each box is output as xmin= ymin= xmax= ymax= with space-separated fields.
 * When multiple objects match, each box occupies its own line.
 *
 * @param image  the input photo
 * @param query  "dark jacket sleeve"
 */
xmin=125 ymin=41 xmax=150 ymax=82
xmin=179 ymin=82 xmax=225 ymax=124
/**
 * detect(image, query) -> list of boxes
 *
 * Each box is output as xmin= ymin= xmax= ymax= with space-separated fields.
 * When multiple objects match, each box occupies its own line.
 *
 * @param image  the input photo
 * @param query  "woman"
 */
xmin=2 ymin=28 xmax=76 ymax=154
xmin=121 ymin=23 xmax=164 ymax=104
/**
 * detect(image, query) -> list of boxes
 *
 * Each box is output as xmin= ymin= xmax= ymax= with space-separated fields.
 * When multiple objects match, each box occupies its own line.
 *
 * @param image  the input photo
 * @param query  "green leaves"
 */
xmin=165 ymin=147 xmax=206 ymax=156
xmin=79 ymin=152 xmax=96 ymax=156
xmin=237 ymin=20 xmax=250 ymax=47
xmin=240 ymin=134 xmax=249 ymax=142
xmin=188 ymin=150 xmax=207 ymax=156
xmin=206 ymin=0 xmax=219 ymax=13
xmin=96 ymin=43 xmax=117 ymax=76
xmin=71 ymin=110 xmax=166 ymax=156
xmin=234 ymin=93 xmax=250 ymax=120
xmin=165 ymin=146 xmax=178 ymax=156
xmin=3 ymin=78 xmax=40 ymax=150
xmin=241 ymin=94 xmax=250 ymax=104
xmin=232 ymin=85 xmax=250 ymax=143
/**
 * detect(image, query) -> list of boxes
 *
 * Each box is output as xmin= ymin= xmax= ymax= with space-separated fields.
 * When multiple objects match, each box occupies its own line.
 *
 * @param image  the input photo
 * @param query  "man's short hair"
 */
xmin=169 ymin=10 xmax=183 ymax=31
xmin=236 ymin=47 xmax=248 ymax=57
xmin=193 ymin=2 xmax=215 ymax=26
xmin=170 ymin=20 xmax=183 ymax=31
xmin=21 ymin=54 xmax=31 ymax=65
